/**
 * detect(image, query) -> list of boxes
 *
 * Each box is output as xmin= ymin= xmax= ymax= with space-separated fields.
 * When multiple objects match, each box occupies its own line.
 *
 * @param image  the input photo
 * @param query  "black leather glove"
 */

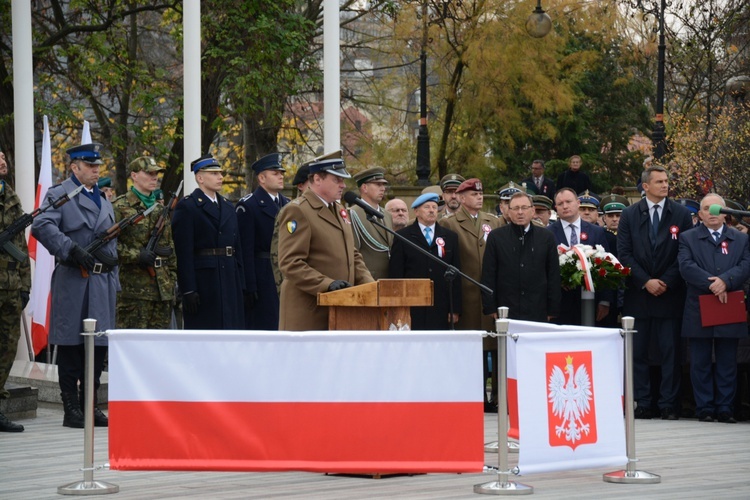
xmin=70 ymin=244 xmax=95 ymax=270
xmin=328 ymin=280 xmax=352 ymax=292
xmin=183 ymin=292 xmax=200 ymax=315
xmin=138 ymin=248 xmax=157 ymax=267
xmin=20 ymin=291 xmax=30 ymax=310
xmin=244 ymin=292 xmax=258 ymax=310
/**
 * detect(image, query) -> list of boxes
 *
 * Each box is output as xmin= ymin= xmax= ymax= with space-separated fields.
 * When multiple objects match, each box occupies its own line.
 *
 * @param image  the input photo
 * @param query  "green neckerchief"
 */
xmin=131 ymin=186 xmax=156 ymax=208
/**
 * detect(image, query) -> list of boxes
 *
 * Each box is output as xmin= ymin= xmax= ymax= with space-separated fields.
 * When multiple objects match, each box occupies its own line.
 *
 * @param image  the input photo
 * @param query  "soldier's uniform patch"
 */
xmin=286 ymin=221 xmax=297 ymax=234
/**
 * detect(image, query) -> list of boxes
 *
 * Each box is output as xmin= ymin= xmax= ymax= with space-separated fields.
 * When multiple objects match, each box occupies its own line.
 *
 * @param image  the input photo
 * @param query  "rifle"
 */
xmin=80 ymin=203 xmax=157 ymax=277
xmin=144 ymin=180 xmax=183 ymax=276
xmin=0 ymin=184 xmax=85 ymax=262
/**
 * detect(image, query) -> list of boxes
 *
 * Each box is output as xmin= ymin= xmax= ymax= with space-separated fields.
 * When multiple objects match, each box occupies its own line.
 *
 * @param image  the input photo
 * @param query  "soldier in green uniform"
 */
xmin=349 ymin=167 xmax=393 ymax=280
xmin=112 ymin=157 xmax=177 ymax=329
xmin=0 ymin=147 xmax=30 ymax=432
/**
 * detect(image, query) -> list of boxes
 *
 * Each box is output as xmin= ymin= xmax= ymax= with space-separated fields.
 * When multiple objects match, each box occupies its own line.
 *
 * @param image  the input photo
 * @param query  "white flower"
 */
xmin=575 ymin=259 xmax=583 ymax=271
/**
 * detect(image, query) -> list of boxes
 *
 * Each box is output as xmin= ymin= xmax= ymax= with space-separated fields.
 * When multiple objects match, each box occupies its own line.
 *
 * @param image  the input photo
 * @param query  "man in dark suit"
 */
xmin=678 ymin=194 xmax=750 ymax=423
xmin=618 ymin=165 xmax=694 ymax=420
xmin=521 ymin=159 xmax=556 ymax=201
xmin=389 ymin=193 xmax=461 ymax=330
xmin=172 ymin=154 xmax=245 ymax=330
xmin=236 ymin=153 xmax=289 ymax=330
xmin=550 ymin=188 xmax=611 ymax=325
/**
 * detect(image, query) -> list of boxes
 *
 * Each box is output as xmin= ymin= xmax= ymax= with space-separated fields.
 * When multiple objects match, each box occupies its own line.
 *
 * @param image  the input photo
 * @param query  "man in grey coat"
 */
xmin=32 ymin=143 xmax=116 ymax=429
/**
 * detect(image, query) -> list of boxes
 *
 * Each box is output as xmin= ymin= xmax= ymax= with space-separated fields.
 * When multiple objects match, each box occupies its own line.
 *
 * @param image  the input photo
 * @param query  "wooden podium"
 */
xmin=318 ymin=279 xmax=433 ymax=330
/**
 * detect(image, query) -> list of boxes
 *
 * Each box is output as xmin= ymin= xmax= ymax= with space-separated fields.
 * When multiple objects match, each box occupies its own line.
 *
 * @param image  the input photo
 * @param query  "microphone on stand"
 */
xmin=343 ymin=191 xmax=384 ymax=219
xmin=708 ymin=204 xmax=750 ymax=218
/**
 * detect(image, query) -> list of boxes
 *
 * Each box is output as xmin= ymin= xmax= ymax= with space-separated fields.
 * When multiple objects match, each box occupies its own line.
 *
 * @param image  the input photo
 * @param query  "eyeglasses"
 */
xmin=390 ymin=208 xmax=408 ymax=213
xmin=509 ymin=206 xmax=532 ymax=212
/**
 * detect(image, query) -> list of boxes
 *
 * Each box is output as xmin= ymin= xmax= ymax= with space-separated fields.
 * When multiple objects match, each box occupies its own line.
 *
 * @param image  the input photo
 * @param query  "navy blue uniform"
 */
xmin=236 ymin=187 xmax=289 ymax=329
xmin=172 ymin=188 xmax=245 ymax=329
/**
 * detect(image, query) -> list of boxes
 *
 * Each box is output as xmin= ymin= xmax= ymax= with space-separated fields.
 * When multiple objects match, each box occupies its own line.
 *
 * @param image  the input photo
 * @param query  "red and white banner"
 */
xmin=108 ymin=330 xmax=485 ymax=473
xmin=510 ymin=323 xmax=626 ymax=474
xmin=27 ymin=116 xmax=54 ymax=356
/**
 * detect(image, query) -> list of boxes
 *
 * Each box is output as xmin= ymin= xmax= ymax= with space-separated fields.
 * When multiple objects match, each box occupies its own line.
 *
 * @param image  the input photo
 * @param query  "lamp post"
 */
xmin=632 ymin=0 xmax=668 ymax=160
xmin=416 ymin=0 xmax=430 ymax=186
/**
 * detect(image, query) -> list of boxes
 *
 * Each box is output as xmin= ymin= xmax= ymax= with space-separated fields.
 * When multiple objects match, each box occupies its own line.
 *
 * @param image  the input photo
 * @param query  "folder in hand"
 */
xmin=698 ymin=290 xmax=747 ymax=327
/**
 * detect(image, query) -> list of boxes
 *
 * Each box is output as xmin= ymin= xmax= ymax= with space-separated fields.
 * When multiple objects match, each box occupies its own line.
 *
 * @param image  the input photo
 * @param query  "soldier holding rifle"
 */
xmin=32 ymin=143 xmax=118 ymax=429
xmin=112 ymin=157 xmax=179 ymax=330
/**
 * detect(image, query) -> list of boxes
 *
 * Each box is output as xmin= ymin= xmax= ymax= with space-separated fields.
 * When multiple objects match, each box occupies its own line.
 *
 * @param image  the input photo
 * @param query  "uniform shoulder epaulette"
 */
xmin=442 ymin=212 xmax=456 ymax=219
xmin=291 ymin=197 xmax=304 ymax=206
xmin=111 ymin=193 xmax=127 ymax=204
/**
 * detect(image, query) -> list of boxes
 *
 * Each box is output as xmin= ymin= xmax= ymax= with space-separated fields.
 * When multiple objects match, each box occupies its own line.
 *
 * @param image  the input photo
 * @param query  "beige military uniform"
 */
xmin=349 ymin=205 xmax=393 ymax=280
xmin=278 ymin=189 xmax=374 ymax=331
xmin=439 ymin=206 xmax=503 ymax=342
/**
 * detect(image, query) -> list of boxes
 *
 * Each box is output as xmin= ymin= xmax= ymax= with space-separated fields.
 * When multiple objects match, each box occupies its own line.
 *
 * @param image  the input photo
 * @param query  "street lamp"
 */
xmin=631 ymin=0 xmax=668 ymax=160
xmin=526 ymin=0 xmax=552 ymax=38
xmin=416 ymin=0 xmax=431 ymax=186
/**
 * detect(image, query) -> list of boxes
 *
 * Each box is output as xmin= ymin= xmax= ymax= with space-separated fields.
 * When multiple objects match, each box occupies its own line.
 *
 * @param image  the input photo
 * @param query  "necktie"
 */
xmin=536 ymin=177 xmax=541 ymax=189
xmin=713 ymin=231 xmax=720 ymax=242
xmin=330 ymin=203 xmax=338 ymax=218
xmin=569 ymin=224 xmax=578 ymax=246
xmin=275 ymin=197 xmax=281 ymax=207
xmin=424 ymin=226 xmax=433 ymax=246
xmin=652 ymin=205 xmax=660 ymax=243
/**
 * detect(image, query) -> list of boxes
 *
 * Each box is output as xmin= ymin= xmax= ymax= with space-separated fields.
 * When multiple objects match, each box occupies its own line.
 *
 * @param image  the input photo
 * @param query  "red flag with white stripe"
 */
xmin=108 ymin=330 xmax=484 ymax=473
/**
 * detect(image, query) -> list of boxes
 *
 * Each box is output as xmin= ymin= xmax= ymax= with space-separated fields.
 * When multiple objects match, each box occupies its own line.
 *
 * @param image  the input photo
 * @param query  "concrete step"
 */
xmin=8 ymin=360 xmax=108 ymax=407
xmin=0 ymin=382 xmax=38 ymax=420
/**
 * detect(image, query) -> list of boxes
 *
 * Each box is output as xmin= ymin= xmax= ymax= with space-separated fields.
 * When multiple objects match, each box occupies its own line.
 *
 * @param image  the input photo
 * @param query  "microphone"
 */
xmin=708 ymin=204 xmax=750 ymax=217
xmin=343 ymin=191 xmax=384 ymax=219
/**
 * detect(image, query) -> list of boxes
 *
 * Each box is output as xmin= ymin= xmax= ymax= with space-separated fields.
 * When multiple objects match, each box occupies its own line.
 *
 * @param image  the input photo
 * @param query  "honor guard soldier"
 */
xmin=440 ymin=174 xmax=465 ymax=217
xmin=675 ymin=198 xmax=700 ymax=227
xmin=0 ymin=147 xmax=30 ymax=432
xmin=349 ymin=167 xmax=393 ymax=280
xmin=236 ymin=153 xmax=289 ymax=330
xmin=32 ymin=143 xmax=116 ymax=429
xmin=112 ymin=156 xmax=177 ymax=330
xmin=277 ymin=151 xmax=374 ymax=331
xmin=172 ymin=154 xmax=245 ymax=330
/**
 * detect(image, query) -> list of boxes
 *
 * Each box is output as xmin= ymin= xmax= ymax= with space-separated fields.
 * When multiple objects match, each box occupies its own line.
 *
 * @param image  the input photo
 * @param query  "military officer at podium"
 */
xmin=277 ymin=151 xmax=373 ymax=331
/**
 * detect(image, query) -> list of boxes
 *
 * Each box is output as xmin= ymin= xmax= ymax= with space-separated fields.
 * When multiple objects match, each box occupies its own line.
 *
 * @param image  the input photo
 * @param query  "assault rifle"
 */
xmin=144 ymin=180 xmax=183 ymax=276
xmin=80 ymin=203 xmax=157 ymax=277
xmin=0 ymin=184 xmax=85 ymax=262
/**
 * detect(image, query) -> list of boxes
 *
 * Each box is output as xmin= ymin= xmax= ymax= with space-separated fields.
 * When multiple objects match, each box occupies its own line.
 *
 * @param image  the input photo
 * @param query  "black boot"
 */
xmin=79 ymin=388 xmax=109 ymax=427
xmin=61 ymin=392 xmax=85 ymax=428
xmin=0 ymin=411 xmax=24 ymax=432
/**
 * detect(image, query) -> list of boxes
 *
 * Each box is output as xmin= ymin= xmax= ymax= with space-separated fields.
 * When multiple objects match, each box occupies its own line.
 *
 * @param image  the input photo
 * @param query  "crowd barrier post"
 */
xmin=483 ymin=306 xmax=519 ymax=455
xmin=602 ymin=315 xmax=660 ymax=484
xmin=58 ymin=318 xmax=119 ymax=496
xmin=474 ymin=307 xmax=533 ymax=495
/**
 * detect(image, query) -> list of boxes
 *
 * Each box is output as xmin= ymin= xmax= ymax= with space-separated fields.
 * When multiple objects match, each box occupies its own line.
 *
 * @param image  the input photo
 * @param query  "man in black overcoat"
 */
xmin=618 ymin=165 xmax=693 ymax=420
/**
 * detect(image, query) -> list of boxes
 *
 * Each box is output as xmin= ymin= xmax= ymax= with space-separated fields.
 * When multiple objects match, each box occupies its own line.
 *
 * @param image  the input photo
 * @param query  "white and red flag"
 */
xmin=512 ymin=325 xmax=626 ymax=473
xmin=108 ymin=330 xmax=485 ymax=473
xmin=26 ymin=116 xmax=54 ymax=356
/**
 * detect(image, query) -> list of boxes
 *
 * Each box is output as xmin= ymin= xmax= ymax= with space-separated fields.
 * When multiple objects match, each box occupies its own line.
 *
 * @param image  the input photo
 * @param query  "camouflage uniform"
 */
xmin=0 ymin=182 xmax=31 ymax=399
xmin=112 ymin=190 xmax=177 ymax=329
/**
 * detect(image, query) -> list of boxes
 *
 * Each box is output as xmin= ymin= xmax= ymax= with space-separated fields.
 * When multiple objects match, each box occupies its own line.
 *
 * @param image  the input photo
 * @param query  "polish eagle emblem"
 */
xmin=548 ymin=355 xmax=593 ymax=445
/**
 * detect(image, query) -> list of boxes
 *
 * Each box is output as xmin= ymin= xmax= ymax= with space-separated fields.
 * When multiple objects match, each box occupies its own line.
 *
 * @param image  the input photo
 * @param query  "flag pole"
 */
xmin=603 ymin=316 xmax=660 ymax=483
xmin=474 ymin=307 xmax=533 ymax=495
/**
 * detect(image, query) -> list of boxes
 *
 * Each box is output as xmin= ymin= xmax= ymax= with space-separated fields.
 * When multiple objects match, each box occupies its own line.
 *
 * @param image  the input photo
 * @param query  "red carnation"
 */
xmin=599 ymin=268 xmax=607 ymax=277
xmin=622 ymin=267 xmax=631 ymax=276
xmin=605 ymin=255 xmax=612 ymax=261
xmin=614 ymin=263 xmax=623 ymax=270
xmin=595 ymin=258 xmax=603 ymax=265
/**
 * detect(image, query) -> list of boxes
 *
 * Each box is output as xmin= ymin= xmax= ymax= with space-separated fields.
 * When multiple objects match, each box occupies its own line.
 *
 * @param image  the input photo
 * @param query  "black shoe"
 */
xmin=0 ymin=412 xmax=24 ymax=432
xmin=61 ymin=392 xmax=85 ymax=429
xmin=634 ymin=406 xmax=652 ymax=419
xmin=660 ymin=408 xmax=679 ymax=420
xmin=698 ymin=413 xmax=714 ymax=422
xmin=93 ymin=407 xmax=109 ymax=427
xmin=717 ymin=412 xmax=737 ymax=424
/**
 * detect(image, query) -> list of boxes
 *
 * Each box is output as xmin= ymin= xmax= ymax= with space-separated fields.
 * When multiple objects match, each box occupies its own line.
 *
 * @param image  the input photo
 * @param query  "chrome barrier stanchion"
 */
xmin=484 ymin=306 xmax=519 ymax=454
xmin=58 ymin=318 xmax=119 ymax=496
xmin=475 ymin=307 xmax=532 ymax=495
xmin=603 ymin=316 xmax=660 ymax=484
